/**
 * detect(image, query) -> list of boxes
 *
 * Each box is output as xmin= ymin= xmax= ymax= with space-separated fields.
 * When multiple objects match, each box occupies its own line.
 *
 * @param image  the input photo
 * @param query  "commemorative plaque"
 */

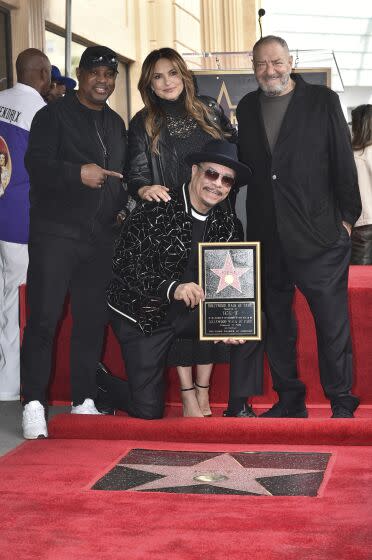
xmin=198 ymin=242 xmax=261 ymax=341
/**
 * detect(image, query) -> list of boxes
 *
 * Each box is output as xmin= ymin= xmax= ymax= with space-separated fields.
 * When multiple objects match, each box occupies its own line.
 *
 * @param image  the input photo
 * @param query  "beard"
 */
xmin=258 ymin=71 xmax=291 ymax=97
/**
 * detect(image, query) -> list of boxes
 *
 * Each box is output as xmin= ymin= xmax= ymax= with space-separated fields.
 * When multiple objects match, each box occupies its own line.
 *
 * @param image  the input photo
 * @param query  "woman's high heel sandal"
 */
xmin=180 ymin=387 xmax=204 ymax=417
xmin=194 ymin=382 xmax=212 ymax=417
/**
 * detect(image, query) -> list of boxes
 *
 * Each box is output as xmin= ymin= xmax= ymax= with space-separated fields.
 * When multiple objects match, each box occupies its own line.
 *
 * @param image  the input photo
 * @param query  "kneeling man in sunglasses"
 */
xmin=98 ymin=139 xmax=264 ymax=419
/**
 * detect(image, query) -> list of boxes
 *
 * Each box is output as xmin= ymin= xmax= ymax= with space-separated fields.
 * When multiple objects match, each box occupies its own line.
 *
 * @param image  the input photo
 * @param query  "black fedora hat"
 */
xmin=185 ymin=139 xmax=252 ymax=188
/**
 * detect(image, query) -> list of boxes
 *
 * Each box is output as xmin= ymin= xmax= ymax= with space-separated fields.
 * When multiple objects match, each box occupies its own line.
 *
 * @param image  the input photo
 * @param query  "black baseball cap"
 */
xmin=78 ymin=46 xmax=118 ymax=72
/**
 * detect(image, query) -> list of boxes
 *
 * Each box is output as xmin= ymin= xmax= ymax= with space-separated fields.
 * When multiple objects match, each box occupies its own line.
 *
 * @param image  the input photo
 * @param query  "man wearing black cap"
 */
xmin=21 ymin=46 xmax=128 ymax=439
xmin=97 ymin=139 xmax=264 ymax=420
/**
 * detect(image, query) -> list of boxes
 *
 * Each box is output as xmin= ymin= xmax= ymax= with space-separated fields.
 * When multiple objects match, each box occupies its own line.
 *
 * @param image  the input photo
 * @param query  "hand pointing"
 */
xmin=81 ymin=163 xmax=123 ymax=189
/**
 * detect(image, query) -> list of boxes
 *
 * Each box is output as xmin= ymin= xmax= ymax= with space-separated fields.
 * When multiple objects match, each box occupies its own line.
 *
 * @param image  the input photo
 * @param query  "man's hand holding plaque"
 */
xmin=174 ymin=282 xmax=205 ymax=308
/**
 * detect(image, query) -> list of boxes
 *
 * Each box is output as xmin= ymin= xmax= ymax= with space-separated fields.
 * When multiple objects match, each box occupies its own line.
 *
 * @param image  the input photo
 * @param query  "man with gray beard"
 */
xmin=236 ymin=35 xmax=361 ymax=418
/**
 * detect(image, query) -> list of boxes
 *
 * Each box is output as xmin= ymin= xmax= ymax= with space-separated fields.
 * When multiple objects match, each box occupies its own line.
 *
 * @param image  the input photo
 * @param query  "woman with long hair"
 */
xmin=351 ymin=104 xmax=372 ymax=264
xmin=127 ymin=48 xmax=237 ymax=417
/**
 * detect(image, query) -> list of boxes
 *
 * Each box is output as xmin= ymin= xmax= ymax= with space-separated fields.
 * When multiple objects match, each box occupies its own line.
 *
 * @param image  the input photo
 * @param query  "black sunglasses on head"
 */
xmin=91 ymin=55 xmax=118 ymax=66
xmin=197 ymin=164 xmax=235 ymax=188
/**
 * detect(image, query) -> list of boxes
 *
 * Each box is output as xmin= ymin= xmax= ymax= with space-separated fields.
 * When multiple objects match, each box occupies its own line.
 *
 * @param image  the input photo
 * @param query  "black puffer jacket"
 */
xmin=127 ymin=96 xmax=237 ymax=196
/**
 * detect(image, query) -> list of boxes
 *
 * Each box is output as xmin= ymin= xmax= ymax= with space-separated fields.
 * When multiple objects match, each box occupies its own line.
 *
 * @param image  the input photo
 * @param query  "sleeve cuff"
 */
xmin=167 ymin=281 xmax=180 ymax=302
xmin=342 ymin=212 xmax=359 ymax=227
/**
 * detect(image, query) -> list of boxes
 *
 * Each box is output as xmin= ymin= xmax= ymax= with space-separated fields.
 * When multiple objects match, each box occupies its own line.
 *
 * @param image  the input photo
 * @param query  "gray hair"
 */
xmin=252 ymin=35 xmax=290 ymax=59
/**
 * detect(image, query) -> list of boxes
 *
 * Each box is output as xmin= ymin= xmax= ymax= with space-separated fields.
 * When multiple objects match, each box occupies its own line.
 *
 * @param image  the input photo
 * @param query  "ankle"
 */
xmin=180 ymin=388 xmax=204 ymax=417
xmin=195 ymin=382 xmax=209 ymax=390
xmin=195 ymin=383 xmax=212 ymax=417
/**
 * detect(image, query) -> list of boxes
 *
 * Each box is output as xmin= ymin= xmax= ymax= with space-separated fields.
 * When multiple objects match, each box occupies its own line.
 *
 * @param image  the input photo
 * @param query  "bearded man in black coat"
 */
xmin=236 ymin=35 xmax=361 ymax=418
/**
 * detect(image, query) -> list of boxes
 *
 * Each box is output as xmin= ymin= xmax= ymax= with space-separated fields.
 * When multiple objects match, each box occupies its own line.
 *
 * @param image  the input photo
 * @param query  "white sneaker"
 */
xmin=71 ymin=398 xmax=102 ymax=415
xmin=22 ymin=401 xmax=48 ymax=439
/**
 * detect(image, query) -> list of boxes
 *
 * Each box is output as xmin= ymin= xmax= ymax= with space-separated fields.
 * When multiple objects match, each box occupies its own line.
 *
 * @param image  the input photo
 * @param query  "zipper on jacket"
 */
xmin=95 ymin=121 xmax=109 ymax=169
xmin=92 ymin=119 xmax=108 ymax=234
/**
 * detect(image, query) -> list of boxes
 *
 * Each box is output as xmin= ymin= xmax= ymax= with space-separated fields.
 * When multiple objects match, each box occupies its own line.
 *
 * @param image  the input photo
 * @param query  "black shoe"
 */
xmin=331 ymin=394 xmax=359 ymax=418
xmin=331 ymin=404 xmax=354 ymax=418
xmin=223 ymin=404 xmax=257 ymax=418
xmin=260 ymin=401 xmax=308 ymax=418
xmin=95 ymin=385 xmax=116 ymax=415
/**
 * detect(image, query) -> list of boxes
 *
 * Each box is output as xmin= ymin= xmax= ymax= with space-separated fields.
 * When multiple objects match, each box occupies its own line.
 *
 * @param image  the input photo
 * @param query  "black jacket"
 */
xmin=237 ymin=74 xmax=361 ymax=258
xmin=107 ymin=184 xmax=242 ymax=335
xmin=127 ymin=96 xmax=237 ymax=196
xmin=25 ymin=93 xmax=128 ymax=242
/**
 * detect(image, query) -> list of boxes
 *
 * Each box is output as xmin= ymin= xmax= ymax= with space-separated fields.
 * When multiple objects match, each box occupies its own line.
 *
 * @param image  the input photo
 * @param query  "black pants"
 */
xmin=264 ymin=228 xmax=359 ymax=410
xmin=21 ymin=233 xmax=113 ymax=405
xmin=101 ymin=309 xmax=264 ymax=419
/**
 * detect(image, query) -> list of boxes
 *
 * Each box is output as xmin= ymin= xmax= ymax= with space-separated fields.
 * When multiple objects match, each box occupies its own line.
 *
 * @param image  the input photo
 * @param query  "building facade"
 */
xmin=0 ymin=0 xmax=258 ymax=121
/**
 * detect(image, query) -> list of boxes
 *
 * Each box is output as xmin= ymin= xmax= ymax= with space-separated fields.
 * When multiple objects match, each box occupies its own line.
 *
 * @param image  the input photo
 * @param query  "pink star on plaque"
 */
xmin=211 ymin=251 xmax=249 ymax=294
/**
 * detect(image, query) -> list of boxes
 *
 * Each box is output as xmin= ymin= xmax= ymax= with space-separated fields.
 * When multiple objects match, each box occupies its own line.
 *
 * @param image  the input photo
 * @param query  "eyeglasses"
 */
xmin=197 ymin=164 xmax=235 ymax=188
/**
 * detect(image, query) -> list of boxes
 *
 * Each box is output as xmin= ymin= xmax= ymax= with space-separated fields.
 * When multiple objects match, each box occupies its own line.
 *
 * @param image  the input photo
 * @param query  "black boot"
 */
xmin=331 ymin=394 xmax=359 ymax=418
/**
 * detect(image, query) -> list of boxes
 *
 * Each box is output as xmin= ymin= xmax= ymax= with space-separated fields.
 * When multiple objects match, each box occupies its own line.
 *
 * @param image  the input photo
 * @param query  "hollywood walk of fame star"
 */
xmin=211 ymin=252 xmax=249 ymax=294
xmin=118 ymin=453 xmax=321 ymax=494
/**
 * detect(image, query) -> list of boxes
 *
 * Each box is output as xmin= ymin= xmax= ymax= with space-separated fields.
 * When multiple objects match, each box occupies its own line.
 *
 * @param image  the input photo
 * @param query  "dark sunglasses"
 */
xmin=197 ymin=164 xmax=235 ymax=188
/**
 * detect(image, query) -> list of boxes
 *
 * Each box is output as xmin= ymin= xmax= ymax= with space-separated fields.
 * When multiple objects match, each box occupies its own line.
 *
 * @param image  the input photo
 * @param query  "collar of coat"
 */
xmin=180 ymin=181 xmax=232 ymax=216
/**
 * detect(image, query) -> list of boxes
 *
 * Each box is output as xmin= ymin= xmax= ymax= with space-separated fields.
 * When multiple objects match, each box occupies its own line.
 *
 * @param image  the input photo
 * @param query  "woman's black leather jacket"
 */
xmin=127 ymin=96 xmax=237 ymax=196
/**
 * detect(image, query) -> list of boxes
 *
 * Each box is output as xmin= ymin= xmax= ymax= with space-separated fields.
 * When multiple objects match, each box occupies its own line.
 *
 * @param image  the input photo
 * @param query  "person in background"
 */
xmin=97 ymin=140 xmax=264 ymax=420
xmin=237 ymin=35 xmax=361 ymax=419
xmin=350 ymin=104 xmax=372 ymax=264
xmin=21 ymin=46 xmax=128 ymax=439
xmin=126 ymin=47 xmax=237 ymax=417
xmin=46 ymin=65 xmax=76 ymax=102
xmin=0 ymin=48 xmax=51 ymax=401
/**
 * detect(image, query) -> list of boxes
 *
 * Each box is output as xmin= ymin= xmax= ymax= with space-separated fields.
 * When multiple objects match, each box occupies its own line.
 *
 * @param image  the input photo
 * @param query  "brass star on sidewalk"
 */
xmin=211 ymin=252 xmax=249 ymax=294
xmin=120 ymin=453 xmax=321 ymax=495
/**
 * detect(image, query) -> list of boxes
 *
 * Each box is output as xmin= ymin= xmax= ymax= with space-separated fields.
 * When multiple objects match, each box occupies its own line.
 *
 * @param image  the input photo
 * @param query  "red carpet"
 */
xmin=19 ymin=266 xmax=372 ymax=407
xmin=48 ymin=413 xmax=372 ymax=446
xmin=9 ymin=267 xmax=371 ymax=558
xmin=0 ymin=438 xmax=371 ymax=559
